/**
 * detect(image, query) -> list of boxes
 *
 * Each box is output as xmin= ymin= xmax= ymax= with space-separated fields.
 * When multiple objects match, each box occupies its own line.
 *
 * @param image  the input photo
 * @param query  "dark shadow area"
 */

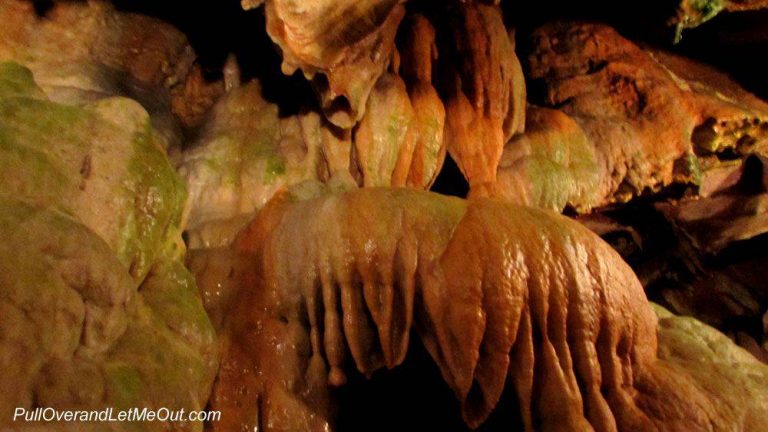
xmin=334 ymin=335 xmax=524 ymax=432
xmin=505 ymin=1 xmax=768 ymax=101
xmin=111 ymin=0 xmax=315 ymax=116
xmin=503 ymin=0 xmax=678 ymax=43
xmin=334 ymin=337 xmax=467 ymax=432
xmin=109 ymin=0 xmax=768 ymax=121
xmin=431 ymin=154 xmax=470 ymax=198
xmin=717 ymin=232 xmax=768 ymax=266
xmin=672 ymin=10 xmax=768 ymax=100
xmin=32 ymin=0 xmax=54 ymax=17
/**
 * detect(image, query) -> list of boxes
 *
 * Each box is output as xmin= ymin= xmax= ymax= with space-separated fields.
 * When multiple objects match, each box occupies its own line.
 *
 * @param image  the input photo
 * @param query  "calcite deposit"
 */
xmin=1 ymin=0 xmax=767 ymax=431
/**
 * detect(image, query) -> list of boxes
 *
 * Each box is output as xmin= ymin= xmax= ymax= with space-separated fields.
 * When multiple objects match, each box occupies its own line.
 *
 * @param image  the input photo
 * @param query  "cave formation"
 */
xmin=1 ymin=0 xmax=768 ymax=431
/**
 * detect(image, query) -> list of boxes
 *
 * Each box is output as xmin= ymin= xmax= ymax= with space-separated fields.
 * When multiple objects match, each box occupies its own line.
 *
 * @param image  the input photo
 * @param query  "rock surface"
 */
xmin=0 ymin=64 xmax=216 ymax=431
xmin=499 ymin=22 xmax=768 ymax=211
xmin=196 ymin=186 xmax=768 ymax=432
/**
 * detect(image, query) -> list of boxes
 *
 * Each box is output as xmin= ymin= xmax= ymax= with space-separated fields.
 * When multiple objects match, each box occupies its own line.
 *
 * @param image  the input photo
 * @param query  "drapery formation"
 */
xmin=205 ymin=187 xmax=766 ymax=431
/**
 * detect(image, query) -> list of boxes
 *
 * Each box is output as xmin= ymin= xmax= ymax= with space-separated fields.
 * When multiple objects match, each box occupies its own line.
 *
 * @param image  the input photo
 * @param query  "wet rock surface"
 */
xmin=2 ymin=1 xmax=768 ymax=431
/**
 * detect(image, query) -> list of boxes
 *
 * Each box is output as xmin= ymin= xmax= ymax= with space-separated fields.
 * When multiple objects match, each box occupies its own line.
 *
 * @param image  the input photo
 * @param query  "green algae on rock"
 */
xmin=179 ymin=81 xmax=334 ymax=249
xmin=0 ymin=62 xmax=46 ymax=100
xmin=0 ymin=0 xmax=200 ymax=153
xmin=0 ymin=64 xmax=216 ymax=431
xmin=672 ymin=0 xmax=768 ymax=41
xmin=0 ymin=63 xmax=186 ymax=282
xmin=0 ymin=198 xmax=216 ymax=432
xmin=649 ymin=304 xmax=768 ymax=430
xmin=523 ymin=23 xmax=768 ymax=210
xmin=495 ymin=106 xmax=602 ymax=212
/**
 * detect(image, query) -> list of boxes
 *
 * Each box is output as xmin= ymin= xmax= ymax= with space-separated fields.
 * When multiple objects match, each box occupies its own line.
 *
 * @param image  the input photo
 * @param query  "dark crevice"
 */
xmin=430 ymin=154 xmax=470 ymax=198
xmin=334 ymin=336 xmax=524 ymax=432
xmin=334 ymin=336 xmax=468 ymax=432
xmin=32 ymin=0 xmax=54 ymax=17
xmin=111 ymin=0 xmax=315 ymax=117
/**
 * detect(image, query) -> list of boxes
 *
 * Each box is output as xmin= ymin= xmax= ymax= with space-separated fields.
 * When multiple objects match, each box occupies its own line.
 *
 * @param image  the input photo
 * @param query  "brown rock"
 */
xmin=263 ymin=0 xmax=406 ymax=128
xmin=205 ymin=187 xmax=703 ymax=431
xmin=434 ymin=3 xmax=526 ymax=196
xmin=523 ymin=22 xmax=768 ymax=208
xmin=0 ymin=0 xmax=199 ymax=151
